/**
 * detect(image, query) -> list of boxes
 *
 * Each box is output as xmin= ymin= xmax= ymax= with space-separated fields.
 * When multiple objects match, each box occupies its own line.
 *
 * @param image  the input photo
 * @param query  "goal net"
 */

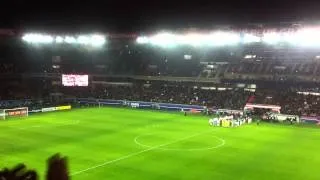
xmin=0 ymin=107 xmax=29 ymax=120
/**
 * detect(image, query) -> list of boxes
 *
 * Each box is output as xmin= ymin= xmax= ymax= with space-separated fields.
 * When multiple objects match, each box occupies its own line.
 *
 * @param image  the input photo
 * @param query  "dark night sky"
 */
xmin=1 ymin=0 xmax=320 ymax=32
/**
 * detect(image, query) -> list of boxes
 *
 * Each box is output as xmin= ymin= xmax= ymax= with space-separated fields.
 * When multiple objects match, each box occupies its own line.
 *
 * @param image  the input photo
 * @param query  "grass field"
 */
xmin=0 ymin=107 xmax=320 ymax=180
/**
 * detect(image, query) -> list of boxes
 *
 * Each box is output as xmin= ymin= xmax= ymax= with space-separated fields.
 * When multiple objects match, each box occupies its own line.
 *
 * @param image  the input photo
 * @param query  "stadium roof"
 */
xmin=3 ymin=1 xmax=320 ymax=32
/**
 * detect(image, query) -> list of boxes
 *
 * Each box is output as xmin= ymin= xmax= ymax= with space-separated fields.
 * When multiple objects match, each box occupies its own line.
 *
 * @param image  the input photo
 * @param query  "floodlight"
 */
xmin=22 ymin=34 xmax=35 ymax=42
xmin=149 ymin=33 xmax=177 ymax=47
xmin=296 ymin=28 xmax=320 ymax=47
xmin=180 ymin=34 xmax=205 ymax=47
xmin=42 ymin=35 xmax=54 ymax=43
xmin=55 ymin=36 xmax=64 ymax=43
xmin=184 ymin=54 xmax=192 ymax=59
xmin=64 ymin=36 xmax=77 ymax=44
xmin=262 ymin=32 xmax=282 ymax=44
xmin=244 ymin=55 xmax=256 ymax=59
xmin=77 ymin=35 xmax=90 ymax=45
xmin=90 ymin=34 xmax=106 ymax=47
xmin=243 ymin=34 xmax=261 ymax=43
xmin=22 ymin=33 xmax=53 ymax=44
xmin=136 ymin=36 xmax=149 ymax=44
xmin=206 ymin=32 xmax=241 ymax=46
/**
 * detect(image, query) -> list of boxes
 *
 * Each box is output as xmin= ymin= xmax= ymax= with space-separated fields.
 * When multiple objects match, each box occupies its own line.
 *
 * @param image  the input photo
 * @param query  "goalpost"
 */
xmin=0 ymin=107 xmax=29 ymax=120
xmin=0 ymin=109 xmax=5 ymax=120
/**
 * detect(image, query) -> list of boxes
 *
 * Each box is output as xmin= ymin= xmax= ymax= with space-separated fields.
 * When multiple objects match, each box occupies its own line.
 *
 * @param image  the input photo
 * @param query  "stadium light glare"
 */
xmin=184 ymin=54 xmax=192 ymax=60
xmin=43 ymin=35 xmax=54 ymax=43
xmin=22 ymin=33 xmax=106 ymax=47
xmin=282 ymin=32 xmax=298 ymax=45
xmin=225 ymin=32 xmax=241 ymax=45
xmin=55 ymin=36 xmax=64 ymax=43
xmin=206 ymin=32 xmax=240 ymax=46
xmin=295 ymin=28 xmax=320 ymax=47
xmin=136 ymin=36 xmax=149 ymax=44
xmin=22 ymin=33 xmax=54 ymax=44
xmin=149 ymin=33 xmax=177 ymax=48
xmin=243 ymin=34 xmax=261 ymax=43
xmin=263 ymin=29 xmax=320 ymax=47
xmin=244 ymin=54 xmax=256 ymax=59
xmin=90 ymin=34 xmax=106 ymax=47
xmin=22 ymin=34 xmax=38 ymax=43
xmin=139 ymin=32 xmax=244 ymax=47
xmin=262 ymin=32 xmax=282 ymax=44
xmin=77 ymin=35 xmax=90 ymax=45
xmin=64 ymin=36 xmax=77 ymax=44
xmin=205 ymin=33 xmax=220 ymax=46
xmin=180 ymin=34 xmax=206 ymax=47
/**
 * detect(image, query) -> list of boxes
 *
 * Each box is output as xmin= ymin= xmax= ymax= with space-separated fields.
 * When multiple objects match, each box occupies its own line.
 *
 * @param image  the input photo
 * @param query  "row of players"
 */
xmin=209 ymin=115 xmax=252 ymax=127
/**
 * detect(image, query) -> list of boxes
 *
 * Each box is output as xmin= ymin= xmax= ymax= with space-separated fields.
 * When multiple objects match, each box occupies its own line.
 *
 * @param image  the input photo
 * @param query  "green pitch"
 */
xmin=0 ymin=107 xmax=320 ymax=180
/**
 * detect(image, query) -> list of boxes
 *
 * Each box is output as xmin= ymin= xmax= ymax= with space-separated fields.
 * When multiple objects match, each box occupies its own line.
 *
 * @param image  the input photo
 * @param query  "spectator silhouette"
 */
xmin=46 ymin=154 xmax=69 ymax=180
xmin=0 ymin=163 xmax=38 ymax=180
xmin=0 ymin=154 xmax=69 ymax=180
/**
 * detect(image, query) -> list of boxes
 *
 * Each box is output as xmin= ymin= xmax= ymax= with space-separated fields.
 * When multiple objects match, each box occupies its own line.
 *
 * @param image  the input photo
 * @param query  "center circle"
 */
xmin=134 ymin=133 xmax=225 ymax=151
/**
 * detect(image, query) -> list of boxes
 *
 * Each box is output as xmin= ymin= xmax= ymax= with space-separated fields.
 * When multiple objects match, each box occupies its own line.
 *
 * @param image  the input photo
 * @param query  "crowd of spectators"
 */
xmin=61 ymin=82 xmax=320 ymax=117
xmin=1 ymin=70 xmax=320 ymax=116
xmin=0 ymin=63 xmax=18 ymax=73
xmin=2 ymin=78 xmax=320 ymax=116
xmin=62 ymin=83 xmax=251 ymax=110
xmin=248 ymin=88 xmax=320 ymax=116
xmin=222 ymin=62 xmax=320 ymax=82
xmin=225 ymin=62 xmax=319 ymax=76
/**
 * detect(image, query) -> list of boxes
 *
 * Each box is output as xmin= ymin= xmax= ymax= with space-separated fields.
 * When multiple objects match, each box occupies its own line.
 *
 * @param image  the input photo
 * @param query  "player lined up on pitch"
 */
xmin=209 ymin=115 xmax=252 ymax=127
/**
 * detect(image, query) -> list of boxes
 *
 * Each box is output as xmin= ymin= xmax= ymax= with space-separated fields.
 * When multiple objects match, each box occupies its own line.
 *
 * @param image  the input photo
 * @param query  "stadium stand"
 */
xmin=2 ymin=26 xmax=320 ymax=117
xmin=2 ymin=76 xmax=320 ymax=116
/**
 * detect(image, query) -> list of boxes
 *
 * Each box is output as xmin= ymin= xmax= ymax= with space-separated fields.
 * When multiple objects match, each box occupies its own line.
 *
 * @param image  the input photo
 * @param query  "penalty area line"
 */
xmin=71 ymin=130 xmax=212 ymax=176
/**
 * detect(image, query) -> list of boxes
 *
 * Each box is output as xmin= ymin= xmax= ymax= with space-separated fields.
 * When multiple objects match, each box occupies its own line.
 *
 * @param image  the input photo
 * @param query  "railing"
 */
xmin=74 ymin=98 xmax=206 ymax=112
xmin=18 ymin=73 xmax=220 ymax=83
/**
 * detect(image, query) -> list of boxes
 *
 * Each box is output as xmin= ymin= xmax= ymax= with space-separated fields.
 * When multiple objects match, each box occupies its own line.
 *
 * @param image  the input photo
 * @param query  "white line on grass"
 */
xmin=71 ymin=130 xmax=213 ymax=176
xmin=134 ymin=133 xmax=225 ymax=151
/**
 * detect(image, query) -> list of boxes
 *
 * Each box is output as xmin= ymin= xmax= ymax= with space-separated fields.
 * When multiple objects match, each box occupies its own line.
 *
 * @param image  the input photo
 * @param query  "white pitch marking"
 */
xmin=71 ymin=130 xmax=212 ymax=176
xmin=134 ymin=133 xmax=225 ymax=151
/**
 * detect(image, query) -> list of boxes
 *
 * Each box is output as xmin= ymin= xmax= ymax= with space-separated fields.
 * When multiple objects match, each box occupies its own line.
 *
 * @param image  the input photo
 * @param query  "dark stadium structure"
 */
xmin=1 ymin=25 xmax=320 ymax=116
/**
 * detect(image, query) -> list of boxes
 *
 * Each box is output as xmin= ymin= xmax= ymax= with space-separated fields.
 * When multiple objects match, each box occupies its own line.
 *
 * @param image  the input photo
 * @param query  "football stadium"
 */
xmin=1 ymin=23 xmax=320 ymax=180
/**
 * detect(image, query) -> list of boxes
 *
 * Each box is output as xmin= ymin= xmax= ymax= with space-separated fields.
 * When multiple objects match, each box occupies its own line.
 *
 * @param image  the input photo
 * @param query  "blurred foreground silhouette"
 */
xmin=0 ymin=154 xmax=69 ymax=180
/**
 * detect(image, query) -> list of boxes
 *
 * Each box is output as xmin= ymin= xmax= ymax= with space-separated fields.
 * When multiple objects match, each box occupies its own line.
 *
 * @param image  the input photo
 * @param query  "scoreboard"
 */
xmin=62 ymin=74 xmax=88 ymax=87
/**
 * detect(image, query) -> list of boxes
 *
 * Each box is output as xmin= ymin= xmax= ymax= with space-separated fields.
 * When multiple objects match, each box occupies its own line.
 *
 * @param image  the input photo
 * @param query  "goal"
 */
xmin=0 ymin=107 xmax=29 ymax=120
